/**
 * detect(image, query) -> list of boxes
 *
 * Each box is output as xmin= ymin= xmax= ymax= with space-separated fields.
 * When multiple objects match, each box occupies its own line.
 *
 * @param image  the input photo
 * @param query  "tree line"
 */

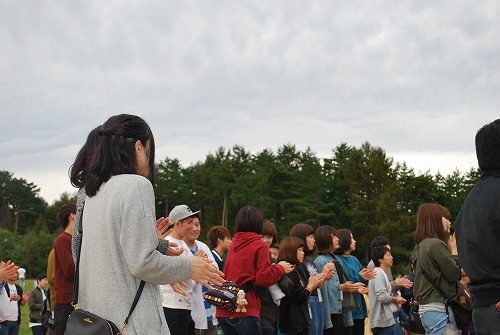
xmin=0 ymin=142 xmax=480 ymax=277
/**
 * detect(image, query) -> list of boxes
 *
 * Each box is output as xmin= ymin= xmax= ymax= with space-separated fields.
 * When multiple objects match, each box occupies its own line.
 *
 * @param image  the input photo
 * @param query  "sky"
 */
xmin=1 ymin=1 xmax=499 ymax=204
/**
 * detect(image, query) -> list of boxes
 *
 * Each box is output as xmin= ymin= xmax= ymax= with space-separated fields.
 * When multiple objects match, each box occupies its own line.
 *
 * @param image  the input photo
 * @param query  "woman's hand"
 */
xmin=0 ymin=260 xmax=18 ymax=281
xmin=307 ymin=273 xmax=327 ymax=290
xmin=194 ymin=249 xmax=208 ymax=259
xmin=278 ymin=261 xmax=294 ymax=274
xmin=340 ymin=281 xmax=366 ymax=293
xmin=395 ymin=275 xmax=413 ymax=289
xmin=156 ymin=217 xmax=172 ymax=239
xmin=322 ymin=263 xmax=334 ymax=280
xmin=171 ymin=282 xmax=188 ymax=296
xmin=188 ymin=256 xmax=224 ymax=289
xmin=448 ymin=233 xmax=458 ymax=255
xmin=166 ymin=242 xmax=184 ymax=257
xmin=359 ymin=268 xmax=376 ymax=281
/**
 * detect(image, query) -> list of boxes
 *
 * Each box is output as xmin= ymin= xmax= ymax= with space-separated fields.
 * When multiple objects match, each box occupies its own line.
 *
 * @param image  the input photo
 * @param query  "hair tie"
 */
xmin=98 ymin=128 xmax=112 ymax=137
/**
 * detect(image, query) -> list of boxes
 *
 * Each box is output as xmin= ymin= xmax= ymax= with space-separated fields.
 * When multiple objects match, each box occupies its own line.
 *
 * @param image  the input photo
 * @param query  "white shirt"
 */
xmin=159 ymin=236 xmax=193 ymax=310
xmin=17 ymin=268 xmax=26 ymax=279
xmin=7 ymin=283 xmax=19 ymax=321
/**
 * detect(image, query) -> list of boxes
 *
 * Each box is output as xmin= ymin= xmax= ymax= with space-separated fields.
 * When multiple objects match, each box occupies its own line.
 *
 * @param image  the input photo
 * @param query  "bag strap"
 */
xmin=72 ymin=202 xmax=145 ymax=333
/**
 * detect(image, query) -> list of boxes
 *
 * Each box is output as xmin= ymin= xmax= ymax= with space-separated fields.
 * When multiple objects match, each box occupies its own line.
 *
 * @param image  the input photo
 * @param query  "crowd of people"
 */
xmin=1 ymin=115 xmax=499 ymax=335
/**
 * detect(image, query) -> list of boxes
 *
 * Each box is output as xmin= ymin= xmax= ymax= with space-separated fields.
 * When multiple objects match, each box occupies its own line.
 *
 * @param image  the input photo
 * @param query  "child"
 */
xmin=278 ymin=237 xmax=326 ymax=335
xmin=368 ymin=246 xmax=406 ymax=335
xmin=269 ymin=244 xmax=279 ymax=261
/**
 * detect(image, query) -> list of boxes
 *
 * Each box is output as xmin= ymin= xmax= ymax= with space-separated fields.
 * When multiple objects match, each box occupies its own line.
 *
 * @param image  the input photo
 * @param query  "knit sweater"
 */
xmin=76 ymin=174 xmax=192 ymax=335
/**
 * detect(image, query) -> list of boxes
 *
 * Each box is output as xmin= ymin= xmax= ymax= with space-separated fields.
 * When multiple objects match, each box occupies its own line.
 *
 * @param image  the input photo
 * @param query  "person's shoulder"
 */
xmin=112 ymin=174 xmax=152 ymax=189
xmin=195 ymin=240 xmax=210 ymax=251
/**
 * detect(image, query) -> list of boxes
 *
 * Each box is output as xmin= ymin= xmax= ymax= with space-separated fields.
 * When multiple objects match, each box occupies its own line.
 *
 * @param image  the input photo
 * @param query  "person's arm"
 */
xmin=432 ymin=241 xmax=461 ymax=283
xmin=28 ymin=289 xmax=44 ymax=313
xmin=372 ymin=270 xmax=393 ymax=304
xmin=254 ymin=246 xmax=287 ymax=287
xmin=55 ymin=235 xmax=76 ymax=278
xmin=315 ymin=256 xmax=334 ymax=329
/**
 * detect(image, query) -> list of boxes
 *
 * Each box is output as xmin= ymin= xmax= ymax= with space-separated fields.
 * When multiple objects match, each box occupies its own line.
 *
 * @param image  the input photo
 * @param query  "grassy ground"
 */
xmin=18 ymin=278 xmax=35 ymax=335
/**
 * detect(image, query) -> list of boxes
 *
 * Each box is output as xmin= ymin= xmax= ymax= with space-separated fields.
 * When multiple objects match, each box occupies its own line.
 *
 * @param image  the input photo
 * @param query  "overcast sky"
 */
xmin=1 ymin=1 xmax=499 ymax=204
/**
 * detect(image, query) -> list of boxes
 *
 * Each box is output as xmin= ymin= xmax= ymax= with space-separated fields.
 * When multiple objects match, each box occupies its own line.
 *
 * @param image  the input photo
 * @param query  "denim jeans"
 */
xmin=472 ymin=304 xmax=500 ymax=335
xmin=375 ymin=324 xmax=396 ymax=335
xmin=421 ymin=310 xmax=459 ymax=335
xmin=308 ymin=295 xmax=323 ymax=335
xmin=219 ymin=317 xmax=262 ymax=335
xmin=0 ymin=321 xmax=20 ymax=335
xmin=393 ymin=311 xmax=405 ymax=335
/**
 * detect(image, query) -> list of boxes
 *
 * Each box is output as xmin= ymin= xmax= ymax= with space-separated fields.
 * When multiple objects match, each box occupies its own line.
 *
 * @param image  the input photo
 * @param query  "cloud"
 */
xmin=1 ymin=0 xmax=499 ymax=203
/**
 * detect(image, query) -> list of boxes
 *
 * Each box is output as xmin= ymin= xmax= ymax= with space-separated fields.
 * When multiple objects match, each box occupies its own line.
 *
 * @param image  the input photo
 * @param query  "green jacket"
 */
xmin=412 ymin=238 xmax=460 ymax=305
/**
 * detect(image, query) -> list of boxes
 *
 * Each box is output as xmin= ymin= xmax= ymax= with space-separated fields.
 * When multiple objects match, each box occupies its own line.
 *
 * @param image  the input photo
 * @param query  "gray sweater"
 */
xmin=76 ymin=174 xmax=191 ymax=335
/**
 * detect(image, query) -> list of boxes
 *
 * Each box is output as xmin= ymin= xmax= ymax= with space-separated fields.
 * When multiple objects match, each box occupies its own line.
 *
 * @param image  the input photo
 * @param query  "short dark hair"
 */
xmin=36 ymin=273 xmax=47 ymax=282
xmin=70 ymin=114 xmax=155 ymax=197
xmin=289 ymin=223 xmax=316 ymax=256
xmin=371 ymin=236 xmax=390 ymax=250
xmin=475 ymin=119 xmax=500 ymax=170
xmin=57 ymin=203 xmax=76 ymax=229
xmin=278 ymin=237 xmax=304 ymax=265
xmin=371 ymin=246 xmax=390 ymax=267
xmin=414 ymin=203 xmax=450 ymax=244
xmin=335 ymin=229 xmax=352 ymax=255
xmin=261 ymin=220 xmax=278 ymax=245
xmin=234 ymin=206 xmax=263 ymax=234
xmin=314 ymin=225 xmax=336 ymax=255
xmin=207 ymin=226 xmax=231 ymax=249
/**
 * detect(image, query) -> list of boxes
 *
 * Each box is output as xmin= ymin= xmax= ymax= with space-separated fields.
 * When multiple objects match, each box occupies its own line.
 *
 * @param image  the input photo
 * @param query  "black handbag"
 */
xmin=64 ymin=206 xmax=145 ymax=335
xmin=406 ymin=300 xmax=425 ymax=334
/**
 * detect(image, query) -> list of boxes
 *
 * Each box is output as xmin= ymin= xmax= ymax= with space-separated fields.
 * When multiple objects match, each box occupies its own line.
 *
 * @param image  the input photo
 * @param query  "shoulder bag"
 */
xmin=405 ymin=299 xmax=425 ymax=334
xmin=65 ymin=205 xmax=145 ymax=335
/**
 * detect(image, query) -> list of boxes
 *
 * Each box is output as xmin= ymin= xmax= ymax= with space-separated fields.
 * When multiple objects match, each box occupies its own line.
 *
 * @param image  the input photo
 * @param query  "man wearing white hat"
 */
xmin=160 ymin=205 xmax=200 ymax=335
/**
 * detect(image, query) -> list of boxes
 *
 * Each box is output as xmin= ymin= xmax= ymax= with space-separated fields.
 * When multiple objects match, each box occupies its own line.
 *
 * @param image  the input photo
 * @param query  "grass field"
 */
xmin=16 ymin=278 xmax=37 ymax=335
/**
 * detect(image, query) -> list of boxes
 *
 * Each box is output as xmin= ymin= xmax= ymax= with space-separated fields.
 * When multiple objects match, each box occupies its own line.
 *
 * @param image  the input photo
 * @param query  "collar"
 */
xmin=481 ymin=169 xmax=500 ymax=178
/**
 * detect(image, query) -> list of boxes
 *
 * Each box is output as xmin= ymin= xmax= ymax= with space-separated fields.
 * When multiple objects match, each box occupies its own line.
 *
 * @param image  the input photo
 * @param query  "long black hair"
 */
xmin=70 ymin=114 xmax=155 ymax=197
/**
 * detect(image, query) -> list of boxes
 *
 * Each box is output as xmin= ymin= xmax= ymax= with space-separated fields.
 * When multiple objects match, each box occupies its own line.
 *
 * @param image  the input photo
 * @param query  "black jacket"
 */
xmin=279 ymin=268 xmax=311 ymax=333
xmin=456 ymin=169 xmax=500 ymax=307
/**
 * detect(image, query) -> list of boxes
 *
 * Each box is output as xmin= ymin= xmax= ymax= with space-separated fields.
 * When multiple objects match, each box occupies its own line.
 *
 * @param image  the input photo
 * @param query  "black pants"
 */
xmin=54 ymin=303 xmax=73 ymax=335
xmin=163 ymin=307 xmax=195 ymax=335
xmin=324 ymin=314 xmax=345 ymax=335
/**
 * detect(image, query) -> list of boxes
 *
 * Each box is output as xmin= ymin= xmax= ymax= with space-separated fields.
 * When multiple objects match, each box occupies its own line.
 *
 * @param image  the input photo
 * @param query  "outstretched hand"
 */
xmin=156 ymin=217 xmax=172 ymax=239
xmin=395 ymin=275 xmax=413 ymax=289
xmin=189 ymin=256 xmax=225 ymax=290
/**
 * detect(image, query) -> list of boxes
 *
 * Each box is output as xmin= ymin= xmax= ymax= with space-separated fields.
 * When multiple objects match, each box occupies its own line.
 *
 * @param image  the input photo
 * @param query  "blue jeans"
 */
xmin=421 ymin=310 xmax=458 ymax=335
xmin=472 ymin=304 xmax=500 ymax=335
xmin=375 ymin=324 xmax=396 ymax=335
xmin=308 ymin=295 xmax=323 ymax=335
xmin=219 ymin=317 xmax=262 ymax=335
xmin=0 ymin=321 xmax=20 ymax=335
xmin=393 ymin=311 xmax=405 ymax=335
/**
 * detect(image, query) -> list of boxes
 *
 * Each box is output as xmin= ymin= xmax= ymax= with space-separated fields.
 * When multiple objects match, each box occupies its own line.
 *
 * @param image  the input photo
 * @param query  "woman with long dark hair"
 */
xmin=335 ymin=229 xmax=375 ymax=335
xmin=412 ymin=203 xmax=461 ymax=335
xmin=278 ymin=237 xmax=325 ymax=335
xmin=289 ymin=224 xmax=333 ymax=335
xmin=69 ymin=115 xmax=223 ymax=335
